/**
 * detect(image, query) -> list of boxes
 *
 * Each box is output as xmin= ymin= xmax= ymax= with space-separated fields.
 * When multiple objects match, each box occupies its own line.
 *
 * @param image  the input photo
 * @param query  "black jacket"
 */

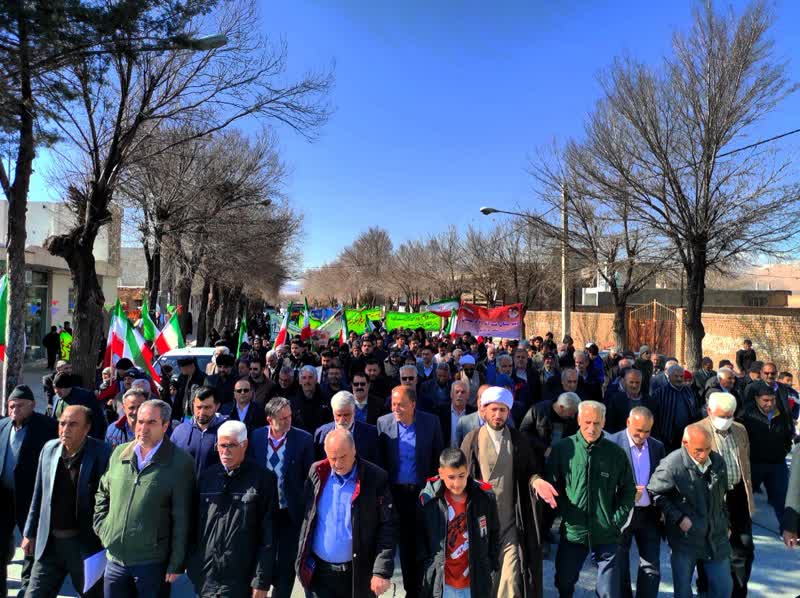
xmin=604 ymin=391 xmax=645 ymax=434
xmin=52 ymin=386 xmax=107 ymax=440
xmin=188 ymin=459 xmax=277 ymax=597
xmin=519 ymin=400 xmax=578 ymax=458
xmin=220 ymin=401 xmax=266 ymax=436
xmin=739 ymin=402 xmax=794 ymax=464
xmin=417 ymin=477 xmax=500 ymax=598
xmin=204 ymin=373 xmax=236 ymax=406
xmin=736 ymin=348 xmax=757 ymax=374
xmin=291 ymin=386 xmax=332 ymax=434
xmin=461 ymin=426 xmax=545 ymax=598
xmin=0 ymin=413 xmax=58 ymax=532
xmin=296 ymin=458 xmax=396 ymax=597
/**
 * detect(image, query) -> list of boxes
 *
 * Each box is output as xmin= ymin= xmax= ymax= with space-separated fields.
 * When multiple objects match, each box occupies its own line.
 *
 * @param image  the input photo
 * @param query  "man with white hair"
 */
xmin=188 ymin=419 xmax=277 ymax=597
xmin=647 ymin=364 xmax=699 ymax=453
xmin=313 ymin=391 xmax=379 ymax=464
xmin=461 ymin=386 xmax=558 ymax=597
xmin=648 ymin=424 xmax=731 ymax=598
xmin=437 ymin=379 xmax=475 ymax=448
xmin=696 ymin=392 xmax=754 ymax=597
xmin=520 ymin=391 xmax=580 ymax=460
xmin=548 ymin=400 xmax=636 ymax=598
xmin=703 ymin=367 xmax=743 ymax=414
xmin=649 ymin=359 xmax=679 ymax=395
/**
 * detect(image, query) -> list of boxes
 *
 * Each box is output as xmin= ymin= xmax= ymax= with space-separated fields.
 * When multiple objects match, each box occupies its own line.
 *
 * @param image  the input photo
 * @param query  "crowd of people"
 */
xmin=2 ymin=324 xmax=800 ymax=598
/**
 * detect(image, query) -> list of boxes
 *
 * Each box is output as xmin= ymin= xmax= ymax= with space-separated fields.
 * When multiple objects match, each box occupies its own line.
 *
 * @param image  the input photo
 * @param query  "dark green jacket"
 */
xmin=547 ymin=432 xmax=635 ymax=546
xmin=93 ymin=438 xmax=195 ymax=573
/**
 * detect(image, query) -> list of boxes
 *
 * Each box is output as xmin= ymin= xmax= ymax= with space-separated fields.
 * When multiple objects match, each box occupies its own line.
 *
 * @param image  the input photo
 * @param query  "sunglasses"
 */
xmin=234 ymin=388 xmax=251 ymax=394
xmin=352 ymin=382 xmax=367 ymax=387
xmin=401 ymin=376 xmax=416 ymax=381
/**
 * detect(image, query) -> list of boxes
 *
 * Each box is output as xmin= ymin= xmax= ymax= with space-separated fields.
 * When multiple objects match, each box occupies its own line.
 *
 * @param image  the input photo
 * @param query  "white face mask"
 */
xmin=711 ymin=416 xmax=733 ymax=432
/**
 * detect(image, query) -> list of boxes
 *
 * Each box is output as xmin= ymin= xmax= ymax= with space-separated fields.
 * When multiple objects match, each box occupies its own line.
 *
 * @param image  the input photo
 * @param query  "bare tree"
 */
xmin=565 ymin=1 xmax=799 ymax=366
xmin=42 ymin=0 xmax=331 ymax=384
xmin=339 ymin=227 xmax=393 ymax=306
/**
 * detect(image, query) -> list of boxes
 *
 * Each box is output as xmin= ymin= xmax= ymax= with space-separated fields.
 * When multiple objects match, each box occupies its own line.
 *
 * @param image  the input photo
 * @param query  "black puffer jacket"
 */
xmin=417 ymin=477 xmax=500 ymax=598
xmin=187 ymin=459 xmax=277 ymax=597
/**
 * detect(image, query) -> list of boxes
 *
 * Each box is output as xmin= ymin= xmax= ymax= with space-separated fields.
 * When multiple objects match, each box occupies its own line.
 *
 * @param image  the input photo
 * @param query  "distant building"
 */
xmin=0 ymin=201 xmax=121 ymax=359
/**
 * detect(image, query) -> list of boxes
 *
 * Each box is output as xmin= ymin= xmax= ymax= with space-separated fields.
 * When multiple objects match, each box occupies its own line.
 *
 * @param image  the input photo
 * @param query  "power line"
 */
xmin=718 ymin=127 xmax=800 ymax=158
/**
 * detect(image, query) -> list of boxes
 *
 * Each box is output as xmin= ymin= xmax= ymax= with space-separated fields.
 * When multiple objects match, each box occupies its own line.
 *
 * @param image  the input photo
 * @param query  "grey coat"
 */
xmin=784 ymin=446 xmax=800 ymax=534
xmin=647 ymin=448 xmax=730 ymax=560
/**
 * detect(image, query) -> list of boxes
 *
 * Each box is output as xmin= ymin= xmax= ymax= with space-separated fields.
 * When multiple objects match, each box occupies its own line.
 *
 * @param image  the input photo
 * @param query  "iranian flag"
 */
xmin=236 ymin=314 xmax=249 ymax=358
xmin=300 ymin=298 xmax=312 ymax=341
xmin=339 ymin=308 xmax=349 ymax=346
xmin=273 ymin=302 xmax=292 ymax=348
xmin=0 ymin=274 xmax=7 ymax=361
xmin=427 ymin=297 xmax=461 ymax=317
xmin=140 ymin=296 xmax=158 ymax=342
xmin=445 ymin=309 xmax=459 ymax=338
xmin=154 ymin=312 xmax=185 ymax=355
xmin=104 ymin=300 xmax=161 ymax=385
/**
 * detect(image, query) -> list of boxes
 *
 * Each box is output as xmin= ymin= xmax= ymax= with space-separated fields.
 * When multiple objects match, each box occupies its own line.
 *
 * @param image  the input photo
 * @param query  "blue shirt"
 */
xmin=396 ymin=421 xmax=417 ymax=484
xmin=311 ymin=464 xmax=357 ymax=563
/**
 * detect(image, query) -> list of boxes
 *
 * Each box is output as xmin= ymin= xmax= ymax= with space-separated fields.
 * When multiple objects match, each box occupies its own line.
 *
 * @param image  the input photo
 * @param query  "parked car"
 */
xmin=154 ymin=347 xmax=216 ymax=377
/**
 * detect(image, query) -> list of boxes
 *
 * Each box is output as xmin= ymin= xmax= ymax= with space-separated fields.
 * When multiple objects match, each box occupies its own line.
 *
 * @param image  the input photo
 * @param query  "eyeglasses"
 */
xmin=401 ymin=376 xmax=415 ymax=381
xmin=234 ymin=388 xmax=251 ymax=394
xmin=352 ymin=382 xmax=367 ymax=387
xmin=763 ymin=370 xmax=777 ymax=376
xmin=249 ymin=367 xmax=260 ymax=371
xmin=218 ymin=443 xmax=241 ymax=451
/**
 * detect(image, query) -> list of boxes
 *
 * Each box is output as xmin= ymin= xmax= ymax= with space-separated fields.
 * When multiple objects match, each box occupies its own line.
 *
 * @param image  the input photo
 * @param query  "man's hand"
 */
xmin=532 ymin=478 xmax=559 ymax=509
xmin=252 ymin=589 xmax=268 ymax=598
xmin=165 ymin=573 xmax=180 ymax=583
xmin=635 ymin=485 xmax=645 ymax=503
xmin=370 ymin=575 xmax=391 ymax=596
xmin=679 ymin=517 xmax=693 ymax=533
xmin=20 ymin=537 xmax=34 ymax=557
xmin=783 ymin=530 xmax=798 ymax=548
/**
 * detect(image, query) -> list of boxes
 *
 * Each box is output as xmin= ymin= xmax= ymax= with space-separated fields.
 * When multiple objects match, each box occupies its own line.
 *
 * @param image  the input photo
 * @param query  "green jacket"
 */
xmin=93 ymin=438 xmax=195 ymax=573
xmin=547 ymin=432 xmax=635 ymax=546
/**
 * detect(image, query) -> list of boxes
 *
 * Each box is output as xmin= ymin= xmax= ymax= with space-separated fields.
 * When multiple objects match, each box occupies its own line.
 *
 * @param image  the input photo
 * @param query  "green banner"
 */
xmin=385 ymin=310 xmax=442 ymax=332
xmin=363 ymin=307 xmax=382 ymax=321
xmin=345 ymin=309 xmax=368 ymax=334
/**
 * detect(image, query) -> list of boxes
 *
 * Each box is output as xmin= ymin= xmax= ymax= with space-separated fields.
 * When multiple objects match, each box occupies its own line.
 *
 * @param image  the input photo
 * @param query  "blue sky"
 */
xmin=28 ymin=0 xmax=800 ymax=268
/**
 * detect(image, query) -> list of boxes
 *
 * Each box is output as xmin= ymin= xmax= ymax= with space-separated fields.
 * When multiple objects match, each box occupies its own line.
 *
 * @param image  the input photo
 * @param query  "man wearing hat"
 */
xmin=0 ymin=385 xmax=58 ymax=596
xmin=175 ymin=356 xmax=206 ymax=417
xmin=204 ymin=352 xmax=237 ymax=406
xmin=453 ymin=354 xmax=484 ymax=407
xmin=634 ymin=346 xmax=654 ymax=397
xmin=461 ymin=386 xmax=557 ymax=597
xmin=52 ymin=373 xmax=107 ymax=440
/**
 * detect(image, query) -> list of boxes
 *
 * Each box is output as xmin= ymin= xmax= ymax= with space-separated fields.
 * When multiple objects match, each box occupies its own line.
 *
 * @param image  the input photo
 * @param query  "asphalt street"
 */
xmin=7 ymin=361 xmax=800 ymax=597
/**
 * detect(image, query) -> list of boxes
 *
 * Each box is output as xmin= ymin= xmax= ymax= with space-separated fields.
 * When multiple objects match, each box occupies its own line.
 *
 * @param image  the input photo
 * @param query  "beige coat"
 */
xmin=698 ymin=416 xmax=755 ymax=514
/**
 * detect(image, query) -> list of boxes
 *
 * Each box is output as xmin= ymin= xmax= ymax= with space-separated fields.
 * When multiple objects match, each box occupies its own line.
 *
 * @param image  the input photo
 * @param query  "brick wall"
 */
xmin=525 ymin=309 xmax=617 ymax=348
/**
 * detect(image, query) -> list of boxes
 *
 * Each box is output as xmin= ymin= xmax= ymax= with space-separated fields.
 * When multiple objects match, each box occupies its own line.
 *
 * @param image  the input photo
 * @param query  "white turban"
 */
xmin=480 ymin=386 xmax=513 ymax=410
xmin=460 ymin=354 xmax=476 ymax=366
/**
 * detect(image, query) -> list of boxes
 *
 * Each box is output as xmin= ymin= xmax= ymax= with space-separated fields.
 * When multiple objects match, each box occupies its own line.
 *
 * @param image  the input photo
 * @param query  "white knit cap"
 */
xmin=480 ymin=386 xmax=513 ymax=409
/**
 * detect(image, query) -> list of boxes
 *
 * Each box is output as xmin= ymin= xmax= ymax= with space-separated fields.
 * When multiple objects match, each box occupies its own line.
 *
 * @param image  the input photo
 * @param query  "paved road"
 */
xmin=8 ymin=362 xmax=800 ymax=596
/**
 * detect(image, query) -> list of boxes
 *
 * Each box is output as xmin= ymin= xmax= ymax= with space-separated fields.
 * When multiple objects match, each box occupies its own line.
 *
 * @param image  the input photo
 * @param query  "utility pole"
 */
xmin=561 ymin=183 xmax=571 ymax=338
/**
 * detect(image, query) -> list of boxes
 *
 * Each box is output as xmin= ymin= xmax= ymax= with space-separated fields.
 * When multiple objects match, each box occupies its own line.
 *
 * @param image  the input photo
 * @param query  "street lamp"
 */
xmin=479 ymin=187 xmax=572 ymax=338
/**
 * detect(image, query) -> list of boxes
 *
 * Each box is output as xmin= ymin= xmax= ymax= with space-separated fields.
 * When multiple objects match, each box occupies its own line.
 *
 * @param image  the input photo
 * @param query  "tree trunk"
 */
xmin=205 ymin=281 xmax=221 ymax=344
xmin=147 ymin=226 xmax=163 ymax=309
xmin=2 ymin=10 xmax=36 ymax=408
xmin=175 ymin=268 xmax=193 ymax=336
xmin=683 ymin=258 xmax=706 ymax=370
xmin=195 ymin=277 xmax=211 ymax=347
xmin=612 ymin=300 xmax=627 ymax=351
xmin=44 ymin=228 xmax=105 ymax=392
xmin=218 ymin=287 xmax=232 ymax=330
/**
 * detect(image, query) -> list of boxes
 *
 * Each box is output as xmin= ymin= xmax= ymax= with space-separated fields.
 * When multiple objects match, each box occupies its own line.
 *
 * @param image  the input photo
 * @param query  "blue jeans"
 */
xmin=104 ymin=560 xmax=167 ymax=598
xmin=750 ymin=461 xmax=789 ymax=530
xmin=555 ymin=539 xmax=619 ymax=598
xmin=617 ymin=507 xmax=661 ymax=598
xmin=671 ymin=550 xmax=732 ymax=598
xmin=443 ymin=585 xmax=471 ymax=598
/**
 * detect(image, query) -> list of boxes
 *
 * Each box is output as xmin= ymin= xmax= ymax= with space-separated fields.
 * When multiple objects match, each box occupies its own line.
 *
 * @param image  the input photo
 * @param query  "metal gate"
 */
xmin=627 ymin=300 xmax=677 ymax=357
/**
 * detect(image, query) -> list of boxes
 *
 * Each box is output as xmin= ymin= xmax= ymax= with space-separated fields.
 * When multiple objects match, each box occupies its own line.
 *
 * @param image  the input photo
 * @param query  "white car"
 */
xmin=154 ymin=347 xmax=216 ymax=377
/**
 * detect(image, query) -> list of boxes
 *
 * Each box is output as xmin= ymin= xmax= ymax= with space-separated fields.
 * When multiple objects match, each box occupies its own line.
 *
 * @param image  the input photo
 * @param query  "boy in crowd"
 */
xmin=417 ymin=448 xmax=500 ymax=598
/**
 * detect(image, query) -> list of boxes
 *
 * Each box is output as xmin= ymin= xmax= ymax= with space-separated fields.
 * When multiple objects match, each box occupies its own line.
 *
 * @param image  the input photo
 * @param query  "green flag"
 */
xmin=140 ymin=296 xmax=158 ymax=342
xmin=236 ymin=315 xmax=249 ymax=358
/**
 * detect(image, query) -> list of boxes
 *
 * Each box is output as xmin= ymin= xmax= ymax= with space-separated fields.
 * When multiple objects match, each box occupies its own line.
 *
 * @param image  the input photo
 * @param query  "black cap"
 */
xmin=216 ymin=353 xmax=235 ymax=367
xmin=53 ymin=372 xmax=73 ymax=389
xmin=177 ymin=356 xmax=196 ymax=367
xmin=8 ymin=385 xmax=35 ymax=402
xmin=115 ymin=358 xmax=133 ymax=371
xmin=123 ymin=368 xmax=140 ymax=379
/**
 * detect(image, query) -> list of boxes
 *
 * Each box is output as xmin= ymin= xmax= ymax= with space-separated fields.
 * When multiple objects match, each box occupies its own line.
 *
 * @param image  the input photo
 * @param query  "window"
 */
xmin=747 ymin=297 xmax=768 ymax=307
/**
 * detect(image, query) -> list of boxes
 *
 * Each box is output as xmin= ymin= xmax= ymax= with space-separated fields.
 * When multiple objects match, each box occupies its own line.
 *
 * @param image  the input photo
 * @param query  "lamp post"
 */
xmin=479 ymin=191 xmax=571 ymax=338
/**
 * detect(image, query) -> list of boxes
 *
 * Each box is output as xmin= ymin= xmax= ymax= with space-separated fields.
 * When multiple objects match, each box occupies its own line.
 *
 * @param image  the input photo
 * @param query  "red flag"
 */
xmin=300 ymin=298 xmax=312 ymax=341
xmin=273 ymin=303 xmax=292 ymax=347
